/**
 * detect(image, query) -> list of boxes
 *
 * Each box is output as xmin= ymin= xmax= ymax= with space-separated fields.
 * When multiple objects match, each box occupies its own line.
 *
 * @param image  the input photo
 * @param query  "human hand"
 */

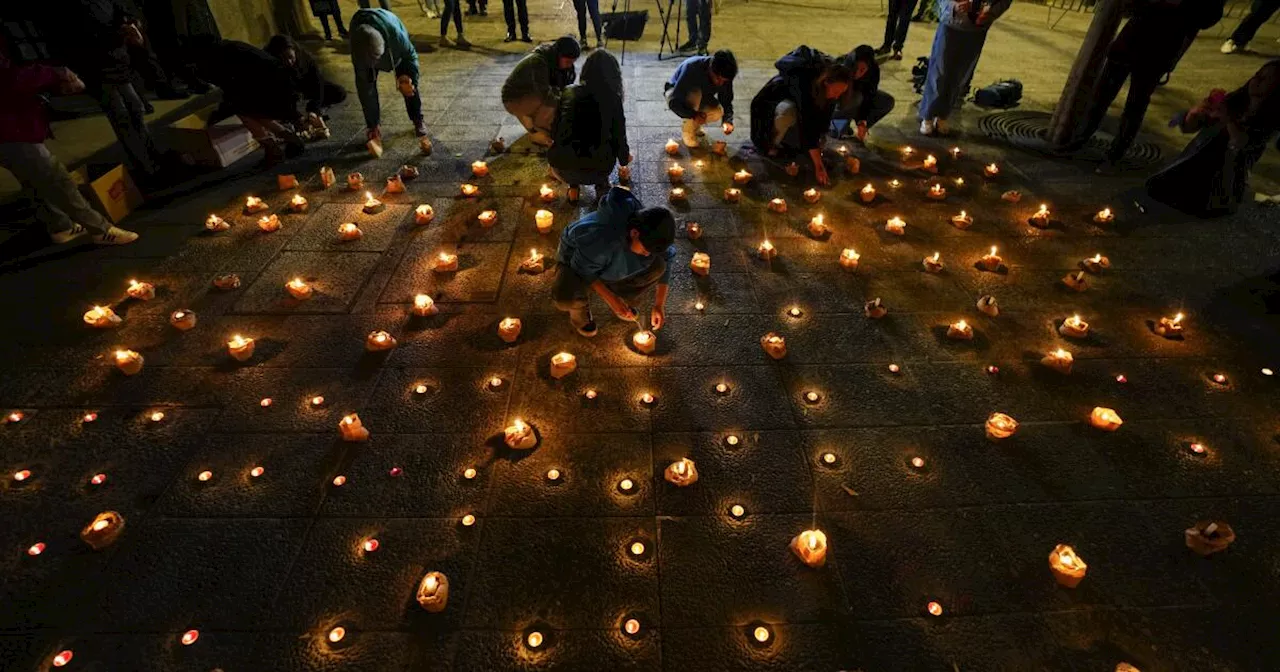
xmin=397 ymin=75 xmax=415 ymax=97
xmin=856 ymin=121 xmax=868 ymax=140
xmin=693 ymin=112 xmax=707 ymax=125
xmin=367 ymin=126 xmax=382 ymax=141
xmin=58 ymin=68 xmax=85 ymax=94
xmin=955 ymin=0 xmax=972 ymax=13
xmin=650 ymin=305 xmax=665 ymax=330
xmin=611 ymin=300 xmax=638 ymax=322
xmin=722 ymin=122 xmax=734 ymax=135
xmin=814 ymin=161 xmax=831 ymax=187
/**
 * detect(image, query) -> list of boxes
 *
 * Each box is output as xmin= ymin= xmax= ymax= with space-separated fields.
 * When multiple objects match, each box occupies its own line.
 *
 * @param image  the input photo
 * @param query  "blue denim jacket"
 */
xmin=556 ymin=188 xmax=674 ymax=285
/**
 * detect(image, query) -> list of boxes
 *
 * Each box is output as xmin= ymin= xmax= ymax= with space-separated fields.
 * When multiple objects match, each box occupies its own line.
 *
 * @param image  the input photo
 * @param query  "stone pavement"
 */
xmin=3 ymin=2 xmax=1280 ymax=670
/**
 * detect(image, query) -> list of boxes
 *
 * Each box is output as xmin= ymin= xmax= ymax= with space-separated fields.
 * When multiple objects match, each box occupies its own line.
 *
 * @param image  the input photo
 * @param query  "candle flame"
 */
xmin=1173 ymin=313 xmax=1184 ymax=324
xmin=862 ymin=183 xmax=874 ymax=193
xmin=1091 ymin=253 xmax=1103 ymax=262
xmin=414 ymin=294 xmax=431 ymax=307
xmin=842 ymin=248 xmax=859 ymax=259
xmin=92 ymin=519 xmax=110 ymax=531
xmin=426 ymin=575 xmax=438 ymax=592
xmin=1054 ymin=349 xmax=1069 ymax=358
xmin=955 ymin=320 xmax=968 ymax=329
xmin=990 ymin=246 xmax=998 ymax=256
xmin=675 ymin=460 xmax=687 ymax=475
xmin=930 ymin=252 xmax=940 ymax=263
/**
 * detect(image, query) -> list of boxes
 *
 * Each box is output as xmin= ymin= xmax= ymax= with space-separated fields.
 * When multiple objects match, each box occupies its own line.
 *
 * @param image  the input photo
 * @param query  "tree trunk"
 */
xmin=1047 ymin=0 xmax=1126 ymax=148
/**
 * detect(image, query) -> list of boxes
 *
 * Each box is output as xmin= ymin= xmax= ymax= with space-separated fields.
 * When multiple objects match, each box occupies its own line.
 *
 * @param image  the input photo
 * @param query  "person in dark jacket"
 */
xmin=191 ymin=38 xmax=307 ymax=164
xmin=308 ymin=0 xmax=349 ymax=40
xmin=0 ymin=39 xmax=138 ymax=245
xmin=502 ymin=37 xmax=581 ymax=146
xmin=1079 ymin=0 xmax=1226 ymax=171
xmin=665 ymin=50 xmax=737 ymax=148
xmin=750 ymin=46 xmax=854 ymax=186
xmin=548 ymin=49 xmax=630 ymax=204
xmin=265 ymin=35 xmax=347 ymax=119
xmin=833 ymin=45 xmax=896 ymax=140
xmin=552 ymin=187 xmax=676 ymax=337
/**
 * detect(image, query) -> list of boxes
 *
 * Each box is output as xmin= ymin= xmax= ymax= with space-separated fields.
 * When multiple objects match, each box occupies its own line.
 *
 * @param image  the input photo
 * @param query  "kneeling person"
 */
xmin=665 ymin=49 xmax=738 ymax=148
xmin=552 ymin=187 xmax=675 ymax=337
xmin=833 ymin=45 xmax=895 ymax=141
xmin=502 ymin=36 xmax=581 ymax=147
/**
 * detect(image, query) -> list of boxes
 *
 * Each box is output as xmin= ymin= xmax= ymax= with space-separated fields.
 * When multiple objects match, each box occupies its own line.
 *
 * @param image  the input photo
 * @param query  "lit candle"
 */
xmin=729 ymin=504 xmax=745 ymax=519
xmin=526 ymin=631 xmax=544 ymax=649
xmin=461 ymin=513 xmax=475 ymax=525
xmin=416 ymin=571 xmax=450 ymax=612
xmin=922 ymin=251 xmax=944 ymax=273
xmin=519 ymin=247 xmax=545 ymax=273
xmin=583 ymin=388 xmax=597 ymax=399
xmin=1062 ymin=271 xmax=1089 ymax=292
xmin=752 ymin=625 xmax=772 ymax=644
xmin=471 ymin=160 xmax=489 ymax=178
xmin=976 ymin=294 xmax=999 ymax=317
xmin=257 ymin=214 xmax=281 ymax=232
xmin=715 ymin=382 xmax=730 ymax=394
xmin=926 ymin=183 xmax=946 ymax=200
xmin=685 ymin=222 xmax=701 ymax=239
xmin=1041 ymin=348 xmax=1074 ymax=374
xmin=1048 ymin=544 xmax=1088 ymax=588
xmin=474 ymin=209 xmax=498 ymax=228
xmin=244 ymin=195 xmax=268 ymax=213
xmin=1060 ymin=314 xmax=1089 ymax=338
xmin=213 ymin=273 xmax=241 ymax=290
xmin=83 ymin=305 xmax=121 ymax=328
xmin=901 ymin=145 xmax=915 ymax=159
xmin=14 ymin=468 xmax=31 ymax=481
xmin=1155 ymin=312 xmax=1184 ymax=337
xmin=80 ymin=510 xmax=124 ymax=550
xmin=733 ymin=169 xmax=753 ymax=185
xmin=1029 ymin=203 xmax=1051 ymax=227
xmin=1184 ymin=520 xmax=1236 ymax=556
xmin=1089 ymin=406 xmax=1123 ymax=431
xmin=785 ymin=162 xmax=799 ymax=177
xmin=339 ymin=413 xmax=370 ymax=441
xmin=985 ymin=412 xmax=1018 ymax=440
xmin=1093 ymin=207 xmax=1114 ymax=224
xmin=618 ymin=165 xmax=631 ymax=182
xmin=28 ymin=542 xmax=45 ymax=556
xmin=385 ymin=174 xmax=406 ymax=194
xmin=126 ymin=279 xmax=155 ymax=301
xmin=362 ymin=191 xmax=384 ymax=214
xmin=669 ymin=187 xmax=687 ymax=202
xmin=400 ymin=164 xmax=419 ymax=180
xmin=289 ymin=193 xmax=308 ymax=212
xmin=922 ymin=154 xmax=938 ymax=172
xmin=947 ymin=319 xmax=973 ymax=340
xmin=979 ymin=246 xmax=1002 ymax=272
xmin=550 ymin=351 xmax=577 ymax=379
xmin=758 ymin=239 xmax=777 ymax=260
xmin=320 ymin=166 xmax=335 ymax=188
xmin=169 ymin=309 xmax=197 ymax=330
xmin=414 ymin=204 xmax=435 ymax=226
xmin=433 ymin=251 xmax=458 ymax=272
xmin=885 ymin=216 xmax=906 ymax=236
xmin=497 ymin=317 xmax=522 ymax=343
xmin=640 ymin=392 xmax=655 ymax=406
xmin=954 ymin=177 xmax=965 ymax=187
xmin=488 ymin=376 xmax=504 ymax=390
xmin=328 ymin=626 xmax=346 ymax=643
xmin=149 ymin=410 xmax=165 ymax=423
xmin=788 ymin=306 xmax=803 ymax=318
xmin=53 ymin=650 xmax=73 ymax=667
xmin=181 ymin=629 xmax=200 ymax=646
xmin=668 ymin=163 xmax=685 ymax=183
xmin=984 ymin=162 xmax=1000 ymax=177
xmin=723 ymin=187 xmax=741 ymax=203
xmin=347 ymin=172 xmax=364 ymax=190
xmin=332 ymin=475 xmax=346 ymax=486
xmin=693 ymin=159 xmax=706 ymax=170
xmin=689 ymin=251 xmax=711 ymax=276
xmin=227 ymin=334 xmax=255 ymax=361
xmin=545 ymin=468 xmax=561 ymax=481
xmin=539 ymin=184 xmax=556 ymax=203
xmin=694 ymin=300 xmax=705 ymax=311
xmin=460 ymin=183 xmax=480 ymax=197
xmin=365 ymin=330 xmax=397 ymax=351
xmin=205 ymin=214 xmax=230 ymax=232
xmin=806 ymin=213 xmax=829 ymax=238
xmin=767 ymin=197 xmax=787 ymax=213
xmin=860 ymin=183 xmax=876 ymax=203
xmin=534 ymin=209 xmax=554 ymax=234
xmin=504 ymin=418 xmax=537 ymax=449
xmin=114 ymin=349 xmax=143 ymax=375
xmin=950 ymin=210 xmax=973 ymax=229
xmin=664 ymin=457 xmax=699 ymax=486
xmin=864 ymin=297 xmax=887 ymax=319
xmin=632 ymin=330 xmax=657 ymax=354
xmin=1081 ymin=253 xmax=1111 ymax=273
xmin=665 ymin=138 xmax=680 ymax=156
xmin=285 ymin=277 xmax=312 ymax=300
xmin=760 ymin=332 xmax=787 ymax=360
xmin=1001 ymin=189 xmax=1021 ymax=203
xmin=790 ymin=529 xmax=828 ymax=567
xmin=949 ymin=146 xmax=962 ymax=159
xmin=889 ymin=179 xmax=901 ymax=189
xmin=838 ymin=248 xmax=860 ymax=271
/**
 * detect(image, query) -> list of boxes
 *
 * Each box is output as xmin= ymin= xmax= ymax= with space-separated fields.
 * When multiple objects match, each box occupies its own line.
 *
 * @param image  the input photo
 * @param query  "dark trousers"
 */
xmin=1084 ymin=57 xmax=1162 ymax=162
xmin=551 ymin=259 xmax=667 ymax=327
xmin=573 ymin=0 xmax=602 ymax=40
xmin=308 ymin=82 xmax=348 ymax=115
xmin=467 ymin=0 xmax=488 ymax=12
xmin=96 ymin=80 xmax=160 ymax=174
xmin=503 ymin=0 xmax=529 ymax=36
xmin=685 ymin=0 xmax=711 ymax=46
xmin=441 ymin=0 xmax=464 ymax=35
xmin=317 ymin=10 xmax=349 ymax=39
xmin=883 ymin=0 xmax=919 ymax=51
xmin=1231 ymin=0 xmax=1280 ymax=46
xmin=833 ymin=90 xmax=896 ymax=130
xmin=397 ymin=69 xmax=424 ymax=124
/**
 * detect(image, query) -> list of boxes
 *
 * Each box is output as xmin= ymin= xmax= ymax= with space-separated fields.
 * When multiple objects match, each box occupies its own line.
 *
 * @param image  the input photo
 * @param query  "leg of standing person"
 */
xmin=99 ymin=81 xmax=160 ymax=176
xmin=401 ymin=71 xmax=427 ymax=135
xmin=695 ymin=0 xmax=710 ymax=51
xmin=379 ymin=0 xmax=391 ymax=8
xmin=918 ymin=24 xmax=948 ymax=130
xmin=572 ymin=0 xmax=589 ymax=43
xmin=1077 ymin=56 xmax=1131 ymax=148
xmin=502 ymin=0 xmax=518 ymax=39
xmin=587 ymin=0 xmax=603 ymax=44
xmin=682 ymin=0 xmax=700 ymax=50
xmin=319 ymin=14 xmax=334 ymax=40
xmin=0 ymin=142 xmax=135 ymax=242
xmin=516 ymin=0 xmax=530 ymax=40
xmin=891 ymin=0 xmax=919 ymax=56
xmin=880 ymin=0 xmax=902 ymax=52
xmin=333 ymin=7 xmax=349 ymax=37
xmin=1228 ymin=0 xmax=1280 ymax=50
xmin=1106 ymin=67 xmax=1161 ymax=164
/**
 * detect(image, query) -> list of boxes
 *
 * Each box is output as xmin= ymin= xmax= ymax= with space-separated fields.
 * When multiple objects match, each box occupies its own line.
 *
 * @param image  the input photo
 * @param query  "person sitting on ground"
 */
xmin=552 ymin=186 xmax=675 ymax=338
xmin=265 ymin=35 xmax=347 ymax=131
xmin=502 ymin=36 xmax=581 ymax=147
xmin=833 ymin=45 xmax=895 ymax=141
xmin=191 ymin=38 xmax=308 ymax=165
xmin=749 ymin=46 xmax=854 ymax=186
xmin=350 ymin=7 xmax=427 ymax=144
xmin=1146 ymin=60 xmax=1280 ymax=217
xmin=547 ymin=50 xmax=630 ymax=206
xmin=665 ymin=49 xmax=737 ymax=149
xmin=0 ymin=38 xmax=138 ymax=245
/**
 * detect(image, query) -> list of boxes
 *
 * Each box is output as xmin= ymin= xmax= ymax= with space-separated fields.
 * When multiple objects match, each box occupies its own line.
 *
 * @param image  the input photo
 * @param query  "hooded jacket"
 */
xmin=839 ymin=46 xmax=881 ymax=123
xmin=502 ymin=43 xmax=577 ymax=106
xmin=547 ymin=83 xmax=630 ymax=179
xmin=556 ymin=187 xmax=674 ymax=285
xmin=750 ymin=46 xmax=835 ymax=152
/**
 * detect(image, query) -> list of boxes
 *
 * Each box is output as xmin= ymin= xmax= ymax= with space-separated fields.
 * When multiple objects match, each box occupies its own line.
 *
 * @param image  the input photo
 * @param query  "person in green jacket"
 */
xmin=349 ymin=8 xmax=426 ymax=143
xmin=501 ymin=36 xmax=581 ymax=146
xmin=547 ymin=49 xmax=630 ymax=204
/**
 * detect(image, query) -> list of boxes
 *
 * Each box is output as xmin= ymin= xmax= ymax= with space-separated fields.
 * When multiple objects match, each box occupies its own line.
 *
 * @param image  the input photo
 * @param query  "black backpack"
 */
xmin=911 ymin=57 xmax=929 ymax=94
xmin=973 ymin=79 xmax=1023 ymax=108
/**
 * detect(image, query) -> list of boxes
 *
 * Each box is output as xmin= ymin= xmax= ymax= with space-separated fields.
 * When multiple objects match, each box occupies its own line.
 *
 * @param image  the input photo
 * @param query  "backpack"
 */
xmin=911 ymin=57 xmax=929 ymax=94
xmin=973 ymin=79 xmax=1023 ymax=108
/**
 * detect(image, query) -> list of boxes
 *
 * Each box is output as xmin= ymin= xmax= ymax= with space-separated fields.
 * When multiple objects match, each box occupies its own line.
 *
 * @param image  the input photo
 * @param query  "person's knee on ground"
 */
xmin=773 ymin=100 xmax=798 ymax=146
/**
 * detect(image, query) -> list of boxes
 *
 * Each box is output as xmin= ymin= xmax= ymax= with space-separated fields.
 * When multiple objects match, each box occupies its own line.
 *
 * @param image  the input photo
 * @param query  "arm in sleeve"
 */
xmin=667 ymin=67 xmax=698 ymax=118
xmin=0 ymin=63 xmax=64 ymax=98
xmin=612 ymin=99 xmax=631 ymax=165
xmin=855 ymin=72 xmax=880 ymax=122
xmin=392 ymin=27 xmax=419 ymax=81
xmin=660 ymin=245 xmax=675 ymax=283
xmin=721 ymin=78 xmax=735 ymax=123
xmin=354 ymin=64 xmax=381 ymax=129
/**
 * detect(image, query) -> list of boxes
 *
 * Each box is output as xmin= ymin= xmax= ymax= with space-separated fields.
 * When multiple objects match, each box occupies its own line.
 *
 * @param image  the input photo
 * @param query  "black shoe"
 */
xmin=143 ymin=100 xmax=156 ymax=114
xmin=479 ymin=8 xmax=487 ymax=15
xmin=466 ymin=8 xmax=477 ymax=14
xmin=1157 ymin=72 xmax=1171 ymax=87
xmin=576 ymin=320 xmax=598 ymax=338
xmin=697 ymin=44 xmax=709 ymax=55
xmin=414 ymin=119 xmax=428 ymax=137
xmin=504 ymin=32 xmax=516 ymax=42
xmin=874 ymin=44 xmax=891 ymax=55
xmin=892 ymin=50 xmax=903 ymax=60
xmin=678 ymin=40 xmax=696 ymax=51
xmin=520 ymin=34 xmax=532 ymax=42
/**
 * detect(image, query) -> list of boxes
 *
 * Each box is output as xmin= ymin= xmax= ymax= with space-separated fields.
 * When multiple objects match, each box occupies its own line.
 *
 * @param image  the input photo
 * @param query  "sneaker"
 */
xmin=892 ymin=50 xmax=903 ymax=61
xmin=50 ymin=224 xmax=88 ymax=245
xmin=919 ymin=118 xmax=935 ymax=136
xmin=414 ymin=119 xmax=428 ymax=137
xmin=504 ymin=32 xmax=516 ymax=42
xmin=576 ymin=319 xmax=599 ymax=337
xmin=520 ymin=34 xmax=532 ymax=42
xmin=678 ymin=40 xmax=697 ymax=51
xmin=92 ymin=226 xmax=139 ymax=245
xmin=439 ymin=35 xmax=452 ymax=47
xmin=681 ymin=119 xmax=700 ymax=147
xmin=426 ymin=9 xmax=439 ymax=18
xmin=934 ymin=117 xmax=950 ymax=135
xmin=1220 ymin=39 xmax=1238 ymax=54
xmin=455 ymin=35 xmax=471 ymax=49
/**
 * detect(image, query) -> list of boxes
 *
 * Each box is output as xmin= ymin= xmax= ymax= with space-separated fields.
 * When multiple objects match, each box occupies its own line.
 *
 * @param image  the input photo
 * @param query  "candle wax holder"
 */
xmin=760 ymin=332 xmax=787 ymax=360
xmin=790 ymin=529 xmax=828 ymax=567
xmin=864 ymin=298 xmax=887 ymax=319
xmin=985 ymin=412 xmax=1018 ymax=440
xmin=416 ymin=571 xmax=450 ymax=612
xmin=365 ymin=330 xmax=397 ymax=352
xmin=503 ymin=420 xmax=537 ymax=449
xmin=922 ymin=253 xmax=944 ymax=273
xmin=723 ymin=188 xmax=741 ymax=203
xmin=664 ymin=458 xmax=699 ymax=486
xmin=550 ymin=352 xmax=577 ymax=379
xmin=339 ymin=413 xmax=370 ymax=441
xmin=347 ymin=173 xmax=364 ymax=190
xmin=258 ymin=214 xmax=281 ymax=232
xmin=1048 ymin=544 xmax=1088 ymax=588
xmin=1041 ymin=349 xmax=1074 ymax=374
xmin=497 ymin=318 xmax=522 ymax=343
xmin=1185 ymin=520 xmax=1235 ymax=556
xmin=415 ymin=204 xmax=435 ymax=225
xmin=169 ymin=310 xmax=198 ymax=330
xmin=1089 ymin=406 xmax=1123 ymax=431
xmin=1059 ymin=316 xmax=1089 ymax=338
xmin=206 ymin=214 xmax=230 ymax=232
xmin=946 ymin=320 xmax=973 ymax=340
xmin=689 ymin=252 xmax=711 ymax=276
xmin=1062 ymin=271 xmax=1090 ymax=292
xmin=319 ymin=167 xmax=335 ymax=188
xmin=1001 ymin=190 xmax=1022 ymax=203
xmin=977 ymin=295 xmax=999 ymax=317
xmin=84 ymin=306 xmax=122 ymax=328
xmin=385 ymin=175 xmax=405 ymax=194
xmin=80 ymin=511 xmax=125 ymax=550
xmin=839 ymin=249 xmax=860 ymax=271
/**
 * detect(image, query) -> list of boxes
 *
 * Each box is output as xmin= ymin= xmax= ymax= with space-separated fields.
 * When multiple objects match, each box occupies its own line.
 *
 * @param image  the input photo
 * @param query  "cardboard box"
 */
xmin=69 ymin=164 xmax=143 ymax=224
xmin=160 ymin=107 xmax=259 ymax=168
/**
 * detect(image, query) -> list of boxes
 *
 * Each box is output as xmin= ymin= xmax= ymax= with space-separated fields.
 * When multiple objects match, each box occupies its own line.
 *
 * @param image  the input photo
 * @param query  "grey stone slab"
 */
xmin=211 ymin=367 xmax=382 ymax=434
xmin=775 ymin=364 xmax=932 ymax=428
xmin=284 ymin=202 xmax=411 ymax=252
xmin=232 ymin=251 xmax=384 ymax=314
xmin=648 ymin=365 xmax=796 ymax=431
xmin=380 ymin=241 xmax=512 ymax=304
xmin=486 ymin=432 xmax=655 ymax=518
xmin=661 ymin=622 xmax=852 ymax=672
xmin=506 ymin=359 xmax=653 ymax=434
xmin=633 ymin=314 xmax=781 ymax=366
xmin=452 ymin=628 xmax=662 ymax=672
xmin=362 ymin=366 xmax=513 ymax=434
xmin=653 ymin=430 xmax=813 ymax=516
xmin=254 ymin=631 xmax=448 ymax=672
xmin=386 ymin=309 xmax=523 ymax=368
xmin=315 ymin=433 xmax=494 ymax=517
xmin=664 ymin=271 xmax=760 ymax=315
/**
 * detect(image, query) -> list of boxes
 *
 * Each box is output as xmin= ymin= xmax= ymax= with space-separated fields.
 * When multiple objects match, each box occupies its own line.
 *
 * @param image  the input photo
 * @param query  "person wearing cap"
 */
xmin=832 ymin=45 xmax=895 ymax=141
xmin=552 ymin=187 xmax=675 ymax=338
xmin=665 ymin=49 xmax=737 ymax=148
xmin=349 ymin=7 xmax=426 ymax=144
xmin=502 ymin=36 xmax=581 ymax=147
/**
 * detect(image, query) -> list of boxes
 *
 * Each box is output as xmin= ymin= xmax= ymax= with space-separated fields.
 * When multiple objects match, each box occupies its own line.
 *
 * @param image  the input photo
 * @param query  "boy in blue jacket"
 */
xmin=552 ymin=187 xmax=676 ymax=337
xmin=665 ymin=50 xmax=738 ymax=148
xmin=349 ymin=8 xmax=426 ymax=143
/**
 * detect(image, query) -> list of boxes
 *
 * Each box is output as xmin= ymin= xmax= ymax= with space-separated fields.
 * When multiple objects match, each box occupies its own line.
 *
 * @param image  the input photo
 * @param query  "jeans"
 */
xmin=1083 ymin=57 xmax=1162 ymax=162
xmin=573 ymin=0 xmax=602 ymax=40
xmin=0 ymin=142 xmax=113 ymax=236
xmin=685 ymin=0 xmax=712 ymax=46
xmin=883 ymin=0 xmax=919 ymax=51
xmin=318 ymin=11 xmax=348 ymax=39
xmin=1230 ymin=0 xmax=1280 ymax=46
xmin=551 ymin=258 xmax=668 ymax=328
xmin=441 ymin=0 xmax=464 ymax=35
xmin=503 ymin=0 xmax=529 ymax=36
xmin=97 ymin=81 xmax=159 ymax=175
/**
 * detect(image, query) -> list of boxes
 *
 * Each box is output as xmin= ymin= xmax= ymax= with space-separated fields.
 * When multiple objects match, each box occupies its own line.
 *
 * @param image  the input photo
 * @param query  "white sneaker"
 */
xmin=681 ymin=119 xmax=700 ymax=147
xmin=50 ymin=224 xmax=88 ymax=245
xmin=92 ymin=226 xmax=139 ymax=245
xmin=935 ymin=117 xmax=950 ymax=135
xmin=919 ymin=118 xmax=935 ymax=136
xmin=426 ymin=9 xmax=439 ymax=18
xmin=1220 ymin=39 xmax=1238 ymax=54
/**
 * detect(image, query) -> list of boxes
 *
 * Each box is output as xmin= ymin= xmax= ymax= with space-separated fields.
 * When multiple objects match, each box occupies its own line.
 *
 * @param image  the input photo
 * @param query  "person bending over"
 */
xmin=502 ymin=36 xmax=581 ymax=147
xmin=350 ymin=7 xmax=427 ymax=144
xmin=833 ymin=45 xmax=896 ymax=141
xmin=265 ymin=34 xmax=347 ymax=126
xmin=191 ymin=38 xmax=308 ymax=164
xmin=749 ymin=46 xmax=854 ymax=186
xmin=552 ymin=187 xmax=675 ymax=338
xmin=665 ymin=49 xmax=737 ymax=148
xmin=547 ymin=50 xmax=630 ymax=205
